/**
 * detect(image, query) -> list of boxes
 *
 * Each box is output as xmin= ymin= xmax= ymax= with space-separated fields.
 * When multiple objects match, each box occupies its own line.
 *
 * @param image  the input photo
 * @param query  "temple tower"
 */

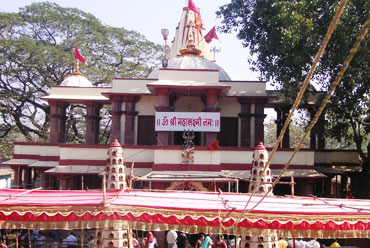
xmin=242 ymin=142 xmax=277 ymax=248
xmin=95 ymin=139 xmax=130 ymax=248
xmin=105 ymin=139 xmax=127 ymax=190
xmin=248 ymin=142 xmax=273 ymax=195
xmin=95 ymin=228 xmax=130 ymax=248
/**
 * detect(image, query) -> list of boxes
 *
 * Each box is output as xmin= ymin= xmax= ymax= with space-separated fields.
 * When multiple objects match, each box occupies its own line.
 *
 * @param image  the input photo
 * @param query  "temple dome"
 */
xmin=148 ymin=56 xmax=231 ymax=81
xmin=60 ymin=73 xmax=93 ymax=87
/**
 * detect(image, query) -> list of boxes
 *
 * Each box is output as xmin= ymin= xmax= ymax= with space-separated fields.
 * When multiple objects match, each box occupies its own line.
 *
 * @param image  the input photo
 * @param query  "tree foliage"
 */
xmin=218 ymin=0 xmax=369 ymax=197
xmin=264 ymin=112 xmax=310 ymax=149
xmin=0 ymin=2 xmax=161 ymax=144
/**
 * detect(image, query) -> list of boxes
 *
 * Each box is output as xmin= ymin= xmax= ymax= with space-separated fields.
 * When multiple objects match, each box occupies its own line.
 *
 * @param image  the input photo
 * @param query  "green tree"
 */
xmin=264 ymin=111 xmax=310 ymax=149
xmin=218 ymin=1 xmax=369 ymax=197
xmin=0 ymin=2 xmax=161 ymax=144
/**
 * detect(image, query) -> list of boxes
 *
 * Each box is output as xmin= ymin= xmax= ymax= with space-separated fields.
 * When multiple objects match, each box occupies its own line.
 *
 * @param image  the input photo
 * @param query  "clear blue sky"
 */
xmin=2 ymin=0 xmax=261 ymax=81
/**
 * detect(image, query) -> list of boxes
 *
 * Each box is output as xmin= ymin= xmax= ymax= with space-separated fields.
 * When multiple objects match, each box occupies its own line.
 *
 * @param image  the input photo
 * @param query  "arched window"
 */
xmin=111 ymin=175 xmax=116 ymax=181
xmin=259 ymin=161 xmax=264 ymax=167
xmin=109 ymin=233 xmax=114 ymax=239
xmin=112 ymin=159 xmax=117 ymax=165
xmin=259 ymin=153 xmax=264 ymax=159
xmin=119 ymin=176 xmax=124 ymax=181
xmin=108 ymin=241 xmax=114 ymax=248
xmin=112 ymin=167 xmax=116 ymax=173
xmin=259 ymin=186 xmax=264 ymax=192
xmin=119 ymin=167 xmax=123 ymax=173
xmin=112 ymin=150 xmax=117 ymax=156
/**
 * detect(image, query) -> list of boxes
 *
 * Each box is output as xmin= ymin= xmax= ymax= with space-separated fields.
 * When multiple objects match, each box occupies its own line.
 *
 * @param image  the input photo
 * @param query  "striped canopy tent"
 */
xmin=0 ymin=189 xmax=370 ymax=239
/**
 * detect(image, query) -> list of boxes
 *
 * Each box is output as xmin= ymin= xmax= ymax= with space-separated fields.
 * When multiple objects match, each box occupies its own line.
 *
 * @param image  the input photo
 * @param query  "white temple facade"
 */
xmin=1 ymin=1 xmax=359 ymax=200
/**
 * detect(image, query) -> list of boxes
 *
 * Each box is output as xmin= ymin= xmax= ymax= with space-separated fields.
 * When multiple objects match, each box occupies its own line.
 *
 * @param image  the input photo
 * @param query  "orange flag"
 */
xmin=195 ymin=13 xmax=204 ymax=30
xmin=204 ymin=26 xmax=219 ymax=43
xmin=74 ymin=46 xmax=86 ymax=63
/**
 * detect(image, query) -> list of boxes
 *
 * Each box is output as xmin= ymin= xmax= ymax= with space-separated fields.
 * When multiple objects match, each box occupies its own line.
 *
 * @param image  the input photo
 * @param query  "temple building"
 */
xmin=1 ymin=3 xmax=360 ymax=197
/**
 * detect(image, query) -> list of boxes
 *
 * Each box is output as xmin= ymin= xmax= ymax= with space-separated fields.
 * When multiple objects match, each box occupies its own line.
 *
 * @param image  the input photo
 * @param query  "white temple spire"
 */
xmin=168 ymin=5 xmax=214 ymax=61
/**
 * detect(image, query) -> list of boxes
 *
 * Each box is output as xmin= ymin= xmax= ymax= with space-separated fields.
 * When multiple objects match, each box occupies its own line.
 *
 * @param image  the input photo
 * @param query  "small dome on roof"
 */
xmin=148 ymin=56 xmax=231 ymax=81
xmin=60 ymin=73 xmax=93 ymax=87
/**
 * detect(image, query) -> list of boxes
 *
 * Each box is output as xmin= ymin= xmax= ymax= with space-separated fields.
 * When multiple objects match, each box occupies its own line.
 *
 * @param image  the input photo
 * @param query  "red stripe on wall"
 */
xmin=58 ymin=160 xmax=152 ymax=168
xmin=220 ymin=163 xmax=315 ymax=170
xmin=153 ymin=164 xmax=222 ymax=171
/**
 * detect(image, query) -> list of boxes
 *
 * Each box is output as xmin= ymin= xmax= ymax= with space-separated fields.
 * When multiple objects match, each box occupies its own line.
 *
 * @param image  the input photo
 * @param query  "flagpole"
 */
xmin=195 ymin=36 xmax=205 ymax=47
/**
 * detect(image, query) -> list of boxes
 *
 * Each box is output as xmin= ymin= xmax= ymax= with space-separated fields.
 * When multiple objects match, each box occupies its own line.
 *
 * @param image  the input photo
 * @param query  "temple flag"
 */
xmin=188 ymin=0 xmax=199 ymax=14
xmin=195 ymin=12 xmax=204 ymax=30
xmin=74 ymin=46 xmax=86 ymax=63
xmin=204 ymin=26 xmax=219 ymax=43
xmin=208 ymin=140 xmax=219 ymax=151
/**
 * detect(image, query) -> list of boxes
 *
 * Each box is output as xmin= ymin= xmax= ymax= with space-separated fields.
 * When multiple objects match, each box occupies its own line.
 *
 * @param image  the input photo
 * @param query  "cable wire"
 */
xmin=247 ymin=16 xmax=370 ymax=213
xmin=230 ymin=0 xmax=350 ymax=229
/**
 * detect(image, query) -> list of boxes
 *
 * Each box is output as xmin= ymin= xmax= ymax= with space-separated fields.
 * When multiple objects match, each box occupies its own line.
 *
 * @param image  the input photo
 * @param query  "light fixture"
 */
xmin=161 ymin=28 xmax=169 ymax=68
xmin=161 ymin=28 xmax=169 ymax=40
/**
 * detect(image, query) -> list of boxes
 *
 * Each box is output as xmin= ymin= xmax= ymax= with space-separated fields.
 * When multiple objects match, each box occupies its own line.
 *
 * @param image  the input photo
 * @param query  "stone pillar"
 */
xmin=204 ymin=90 xmax=219 ymax=146
xmin=308 ymin=107 xmax=326 ymax=149
xmin=49 ymin=101 xmax=67 ymax=143
xmin=39 ymin=170 xmax=50 ymax=189
xmin=155 ymin=89 xmax=171 ymax=146
xmin=11 ymin=165 xmax=21 ymax=189
xmin=298 ymin=178 xmax=314 ymax=196
xmin=58 ymin=175 xmax=69 ymax=190
xmin=238 ymin=98 xmax=252 ymax=147
xmin=24 ymin=167 xmax=33 ymax=189
xmin=85 ymin=102 xmax=102 ymax=145
xmin=274 ymin=106 xmax=290 ymax=148
xmin=123 ymin=96 xmax=139 ymax=145
xmin=254 ymin=103 xmax=267 ymax=146
xmin=110 ymin=96 xmax=123 ymax=143
xmin=308 ymin=108 xmax=317 ymax=149
xmin=317 ymin=113 xmax=326 ymax=149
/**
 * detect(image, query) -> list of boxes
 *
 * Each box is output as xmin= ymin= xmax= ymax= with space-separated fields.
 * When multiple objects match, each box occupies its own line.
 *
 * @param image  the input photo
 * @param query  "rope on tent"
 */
xmin=229 ymin=0 xmax=349 ymax=229
xmin=1 ymin=187 xmax=42 ymax=201
xmin=247 ymin=16 xmax=370 ymax=213
xmin=311 ymin=193 xmax=370 ymax=212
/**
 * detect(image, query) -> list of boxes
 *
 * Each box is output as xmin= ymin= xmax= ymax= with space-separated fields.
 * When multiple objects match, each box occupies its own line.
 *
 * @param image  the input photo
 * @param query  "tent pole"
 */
xmin=290 ymin=176 xmax=295 ymax=197
xmin=27 ymin=229 xmax=31 ymax=248
xmin=81 ymin=175 xmax=84 ymax=190
xmin=81 ymin=228 xmax=84 ymax=248
xmin=103 ymin=174 xmax=107 ymax=205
